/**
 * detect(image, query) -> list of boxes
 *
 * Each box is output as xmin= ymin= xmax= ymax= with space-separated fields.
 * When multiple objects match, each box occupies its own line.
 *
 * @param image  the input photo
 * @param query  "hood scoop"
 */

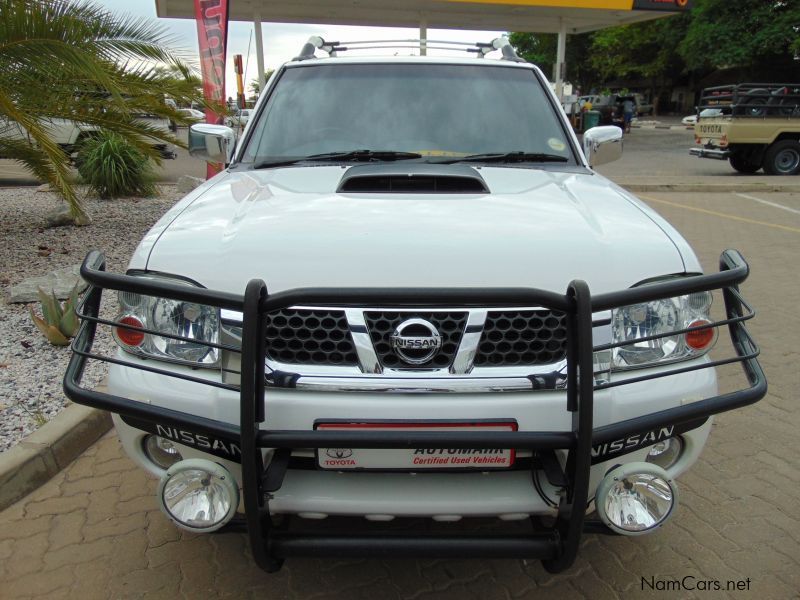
xmin=337 ymin=163 xmax=490 ymax=194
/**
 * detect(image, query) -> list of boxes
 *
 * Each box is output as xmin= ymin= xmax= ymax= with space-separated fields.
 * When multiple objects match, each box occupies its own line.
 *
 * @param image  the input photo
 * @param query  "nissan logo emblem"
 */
xmin=390 ymin=318 xmax=443 ymax=365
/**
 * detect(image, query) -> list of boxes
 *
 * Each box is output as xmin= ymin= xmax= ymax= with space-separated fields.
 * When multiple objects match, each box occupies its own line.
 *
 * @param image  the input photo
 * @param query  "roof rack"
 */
xmin=293 ymin=35 xmax=525 ymax=63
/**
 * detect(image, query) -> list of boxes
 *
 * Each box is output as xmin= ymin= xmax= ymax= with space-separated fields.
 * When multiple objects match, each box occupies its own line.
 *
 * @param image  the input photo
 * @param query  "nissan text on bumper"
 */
xmin=64 ymin=37 xmax=766 ymax=574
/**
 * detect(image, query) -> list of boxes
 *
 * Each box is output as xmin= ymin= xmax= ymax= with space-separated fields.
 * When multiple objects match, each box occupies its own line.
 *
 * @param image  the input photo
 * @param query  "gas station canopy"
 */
xmin=158 ymin=0 xmax=690 ymax=102
xmin=155 ymin=0 xmax=690 ymax=35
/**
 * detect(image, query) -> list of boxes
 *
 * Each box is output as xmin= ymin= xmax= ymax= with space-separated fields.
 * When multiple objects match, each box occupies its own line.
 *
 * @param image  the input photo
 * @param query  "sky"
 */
xmin=97 ymin=0 xmax=504 ymax=99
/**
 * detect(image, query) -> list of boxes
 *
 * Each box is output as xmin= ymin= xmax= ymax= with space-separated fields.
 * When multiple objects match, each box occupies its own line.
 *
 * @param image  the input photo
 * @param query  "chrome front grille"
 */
xmin=364 ymin=311 xmax=468 ymax=369
xmin=264 ymin=309 xmax=358 ymax=366
xmin=474 ymin=310 xmax=568 ymax=366
xmin=220 ymin=304 xmax=601 ymax=391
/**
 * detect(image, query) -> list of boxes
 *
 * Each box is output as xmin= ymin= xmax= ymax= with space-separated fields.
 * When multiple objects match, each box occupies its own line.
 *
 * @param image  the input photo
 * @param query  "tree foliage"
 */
xmin=679 ymin=0 xmax=800 ymax=71
xmin=0 ymin=0 xmax=215 ymax=223
xmin=589 ymin=15 xmax=689 ymax=83
xmin=508 ymin=31 xmax=594 ymax=90
xmin=511 ymin=0 xmax=799 ymax=101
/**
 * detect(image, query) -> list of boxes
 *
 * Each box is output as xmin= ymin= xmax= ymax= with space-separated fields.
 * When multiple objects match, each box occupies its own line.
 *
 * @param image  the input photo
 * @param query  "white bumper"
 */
xmin=109 ymin=356 xmax=716 ymax=519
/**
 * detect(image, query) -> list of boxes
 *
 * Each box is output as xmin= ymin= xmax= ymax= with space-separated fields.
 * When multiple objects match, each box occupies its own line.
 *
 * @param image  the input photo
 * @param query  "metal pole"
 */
xmin=420 ymin=18 xmax=427 ymax=56
xmin=555 ymin=20 xmax=567 ymax=101
xmin=254 ymin=13 xmax=266 ymax=94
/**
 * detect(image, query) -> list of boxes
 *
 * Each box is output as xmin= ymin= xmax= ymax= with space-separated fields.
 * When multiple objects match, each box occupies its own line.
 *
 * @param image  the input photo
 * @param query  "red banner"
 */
xmin=194 ymin=0 xmax=229 ymax=177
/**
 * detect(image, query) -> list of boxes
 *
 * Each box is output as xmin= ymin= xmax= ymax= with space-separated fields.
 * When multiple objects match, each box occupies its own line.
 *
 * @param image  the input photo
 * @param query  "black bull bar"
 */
xmin=64 ymin=249 xmax=766 ymax=573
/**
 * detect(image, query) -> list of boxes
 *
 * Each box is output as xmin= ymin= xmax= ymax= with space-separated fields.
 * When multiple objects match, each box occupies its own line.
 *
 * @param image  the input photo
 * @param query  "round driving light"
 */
xmin=646 ymin=436 xmax=683 ymax=470
xmin=596 ymin=463 xmax=678 ymax=536
xmin=114 ymin=315 xmax=145 ymax=347
xmin=143 ymin=435 xmax=183 ymax=470
xmin=157 ymin=459 xmax=239 ymax=533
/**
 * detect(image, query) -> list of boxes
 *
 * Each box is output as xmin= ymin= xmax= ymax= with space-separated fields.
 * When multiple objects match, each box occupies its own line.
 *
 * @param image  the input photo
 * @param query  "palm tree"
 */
xmin=0 ymin=0 xmax=214 ymax=224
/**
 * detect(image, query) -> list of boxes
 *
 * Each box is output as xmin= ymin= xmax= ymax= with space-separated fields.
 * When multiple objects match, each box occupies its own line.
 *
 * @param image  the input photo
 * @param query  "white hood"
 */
xmin=138 ymin=166 xmax=692 ymax=296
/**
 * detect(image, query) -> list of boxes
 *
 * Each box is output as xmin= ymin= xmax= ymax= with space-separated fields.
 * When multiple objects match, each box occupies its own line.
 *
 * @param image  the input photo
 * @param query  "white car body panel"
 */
xmin=142 ymin=167 xmax=688 ymax=293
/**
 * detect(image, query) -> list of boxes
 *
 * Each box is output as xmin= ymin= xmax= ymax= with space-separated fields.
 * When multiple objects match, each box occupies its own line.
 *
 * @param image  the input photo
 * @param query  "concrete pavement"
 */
xmin=0 ymin=190 xmax=798 ymax=599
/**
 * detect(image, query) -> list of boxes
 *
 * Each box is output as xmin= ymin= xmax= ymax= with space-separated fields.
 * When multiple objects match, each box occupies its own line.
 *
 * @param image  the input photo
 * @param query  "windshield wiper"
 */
xmin=433 ymin=151 xmax=569 ymax=164
xmin=255 ymin=150 xmax=423 ymax=169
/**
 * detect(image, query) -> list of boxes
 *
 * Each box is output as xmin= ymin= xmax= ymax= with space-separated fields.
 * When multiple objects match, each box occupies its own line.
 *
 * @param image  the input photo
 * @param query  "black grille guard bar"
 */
xmin=63 ymin=249 xmax=766 ymax=573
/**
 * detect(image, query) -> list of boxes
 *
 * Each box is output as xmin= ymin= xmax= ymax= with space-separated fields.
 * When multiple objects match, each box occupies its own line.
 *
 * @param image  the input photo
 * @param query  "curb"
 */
xmin=617 ymin=182 xmax=800 ymax=193
xmin=631 ymin=124 xmax=688 ymax=131
xmin=0 ymin=400 xmax=112 ymax=511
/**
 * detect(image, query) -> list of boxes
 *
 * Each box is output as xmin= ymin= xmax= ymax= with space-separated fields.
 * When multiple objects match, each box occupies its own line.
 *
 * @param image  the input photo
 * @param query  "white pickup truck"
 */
xmin=66 ymin=37 xmax=765 ymax=574
xmin=0 ymin=115 xmax=176 ymax=158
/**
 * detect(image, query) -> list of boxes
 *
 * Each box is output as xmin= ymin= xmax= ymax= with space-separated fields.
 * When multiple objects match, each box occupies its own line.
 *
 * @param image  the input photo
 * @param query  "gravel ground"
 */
xmin=0 ymin=186 xmax=182 ymax=452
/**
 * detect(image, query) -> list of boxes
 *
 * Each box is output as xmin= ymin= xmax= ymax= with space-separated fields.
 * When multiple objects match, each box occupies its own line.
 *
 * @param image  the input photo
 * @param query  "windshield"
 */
xmin=240 ymin=63 xmax=575 ymax=165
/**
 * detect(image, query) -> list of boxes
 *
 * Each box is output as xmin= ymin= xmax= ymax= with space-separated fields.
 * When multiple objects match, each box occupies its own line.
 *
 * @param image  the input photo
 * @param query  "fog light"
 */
xmin=646 ymin=436 xmax=683 ymax=470
xmin=157 ymin=459 xmax=238 ymax=532
xmin=144 ymin=435 xmax=183 ymax=470
xmin=596 ymin=463 xmax=678 ymax=536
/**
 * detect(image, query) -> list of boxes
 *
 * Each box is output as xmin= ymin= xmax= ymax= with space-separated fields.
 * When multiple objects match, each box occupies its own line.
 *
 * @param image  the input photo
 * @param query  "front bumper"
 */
xmin=690 ymin=147 xmax=731 ymax=160
xmin=64 ymin=249 xmax=765 ymax=573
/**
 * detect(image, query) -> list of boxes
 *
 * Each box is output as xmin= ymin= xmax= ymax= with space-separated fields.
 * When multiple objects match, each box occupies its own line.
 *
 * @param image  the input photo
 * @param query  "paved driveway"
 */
xmin=1 ymin=191 xmax=798 ymax=599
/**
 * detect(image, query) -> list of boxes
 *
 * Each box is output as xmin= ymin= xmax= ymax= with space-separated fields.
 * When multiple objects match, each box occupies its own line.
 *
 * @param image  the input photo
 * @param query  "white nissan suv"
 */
xmin=66 ymin=37 xmax=765 ymax=574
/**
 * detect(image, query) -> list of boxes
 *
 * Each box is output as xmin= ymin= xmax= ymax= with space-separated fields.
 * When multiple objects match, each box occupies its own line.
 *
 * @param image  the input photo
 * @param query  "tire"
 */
xmin=729 ymin=153 xmax=760 ymax=174
xmin=763 ymin=140 xmax=800 ymax=176
xmin=742 ymin=96 xmax=769 ymax=117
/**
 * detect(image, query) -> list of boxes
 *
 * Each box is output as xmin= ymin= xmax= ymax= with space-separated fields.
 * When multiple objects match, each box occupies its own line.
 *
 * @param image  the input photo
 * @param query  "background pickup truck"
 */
xmin=690 ymin=83 xmax=800 ymax=175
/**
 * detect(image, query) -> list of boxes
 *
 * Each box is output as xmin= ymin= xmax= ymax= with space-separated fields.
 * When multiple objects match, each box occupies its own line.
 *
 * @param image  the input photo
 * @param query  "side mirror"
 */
xmin=188 ymin=124 xmax=235 ymax=165
xmin=583 ymin=125 xmax=623 ymax=167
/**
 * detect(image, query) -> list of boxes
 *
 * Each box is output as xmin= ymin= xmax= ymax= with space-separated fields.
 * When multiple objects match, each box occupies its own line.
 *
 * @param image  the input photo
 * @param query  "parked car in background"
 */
xmin=177 ymin=108 xmax=205 ymax=123
xmin=682 ymin=108 xmax=724 ymax=128
xmin=0 ymin=115 xmax=176 ymax=158
xmin=633 ymin=93 xmax=653 ymax=116
xmin=224 ymin=108 xmax=252 ymax=129
xmin=577 ymin=95 xmax=602 ymax=109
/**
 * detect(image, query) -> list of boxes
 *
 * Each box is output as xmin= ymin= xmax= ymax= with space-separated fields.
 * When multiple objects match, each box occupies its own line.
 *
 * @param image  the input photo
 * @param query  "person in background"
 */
xmin=622 ymin=96 xmax=635 ymax=133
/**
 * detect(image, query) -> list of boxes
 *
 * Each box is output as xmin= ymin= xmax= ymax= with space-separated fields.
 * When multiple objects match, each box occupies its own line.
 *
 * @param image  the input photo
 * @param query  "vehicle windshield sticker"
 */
xmin=548 ymin=138 xmax=566 ymax=152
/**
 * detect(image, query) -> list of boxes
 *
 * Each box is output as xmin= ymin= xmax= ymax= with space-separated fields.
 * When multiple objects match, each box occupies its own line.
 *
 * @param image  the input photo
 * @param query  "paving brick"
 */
xmin=24 ymin=493 xmax=88 ymax=519
xmin=4 ymin=531 xmax=49 ymax=578
xmin=70 ymin=561 xmax=117 ymax=600
xmin=42 ymin=537 xmax=116 ymax=570
xmin=48 ymin=509 xmax=86 ymax=551
xmin=4 ymin=564 xmax=74 ymax=598
xmin=110 ymin=562 xmax=181 ymax=597
xmin=82 ymin=510 xmax=147 ymax=542
xmin=0 ymin=514 xmax=53 ymax=541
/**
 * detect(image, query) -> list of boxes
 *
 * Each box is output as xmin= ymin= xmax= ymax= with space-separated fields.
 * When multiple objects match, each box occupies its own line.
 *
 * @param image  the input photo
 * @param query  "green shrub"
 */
xmin=76 ymin=131 xmax=157 ymax=198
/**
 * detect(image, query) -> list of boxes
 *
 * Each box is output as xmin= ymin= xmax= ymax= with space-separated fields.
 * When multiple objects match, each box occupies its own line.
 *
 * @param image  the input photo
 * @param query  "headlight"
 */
xmin=611 ymin=289 xmax=716 ymax=370
xmin=112 ymin=275 xmax=220 ymax=367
